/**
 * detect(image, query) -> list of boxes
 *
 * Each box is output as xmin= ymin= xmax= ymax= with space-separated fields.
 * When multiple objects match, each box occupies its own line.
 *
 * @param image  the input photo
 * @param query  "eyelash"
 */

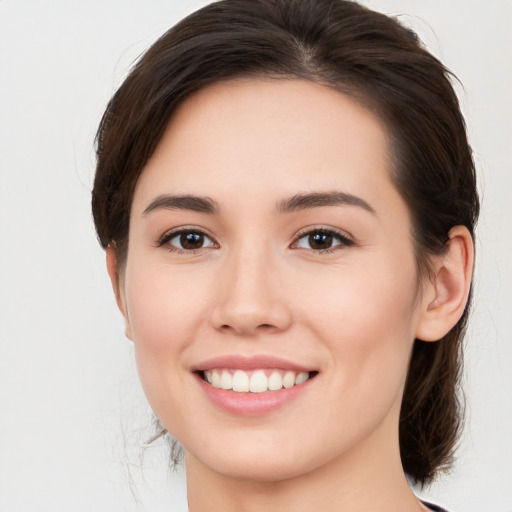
xmin=291 ymin=227 xmax=354 ymax=254
xmin=157 ymin=226 xmax=354 ymax=254
xmin=157 ymin=226 xmax=218 ymax=254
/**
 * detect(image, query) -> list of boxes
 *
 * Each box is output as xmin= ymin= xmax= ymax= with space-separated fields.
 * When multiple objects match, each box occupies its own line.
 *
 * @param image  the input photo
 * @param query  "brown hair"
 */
xmin=92 ymin=0 xmax=479 ymax=485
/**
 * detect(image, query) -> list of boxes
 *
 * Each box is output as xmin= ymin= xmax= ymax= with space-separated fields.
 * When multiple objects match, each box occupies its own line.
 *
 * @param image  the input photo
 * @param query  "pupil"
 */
xmin=309 ymin=232 xmax=332 ymax=249
xmin=181 ymin=232 xmax=203 ymax=249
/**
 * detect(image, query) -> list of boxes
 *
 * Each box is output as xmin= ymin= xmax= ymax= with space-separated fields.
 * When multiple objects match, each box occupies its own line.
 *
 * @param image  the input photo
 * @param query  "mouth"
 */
xmin=198 ymin=368 xmax=319 ymax=393
xmin=192 ymin=355 xmax=319 ymax=415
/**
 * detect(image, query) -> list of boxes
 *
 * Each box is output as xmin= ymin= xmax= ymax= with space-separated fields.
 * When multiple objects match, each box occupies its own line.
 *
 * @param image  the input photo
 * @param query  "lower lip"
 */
xmin=195 ymin=374 xmax=315 ymax=416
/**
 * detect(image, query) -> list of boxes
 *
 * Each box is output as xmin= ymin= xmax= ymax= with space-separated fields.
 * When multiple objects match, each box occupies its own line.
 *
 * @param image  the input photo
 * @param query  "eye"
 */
xmin=293 ymin=228 xmax=354 ymax=253
xmin=159 ymin=228 xmax=217 ymax=252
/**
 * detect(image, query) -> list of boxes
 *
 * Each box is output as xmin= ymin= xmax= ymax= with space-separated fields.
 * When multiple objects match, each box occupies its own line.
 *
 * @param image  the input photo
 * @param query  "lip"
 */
xmin=191 ymin=354 xmax=318 ymax=417
xmin=191 ymin=354 xmax=314 ymax=373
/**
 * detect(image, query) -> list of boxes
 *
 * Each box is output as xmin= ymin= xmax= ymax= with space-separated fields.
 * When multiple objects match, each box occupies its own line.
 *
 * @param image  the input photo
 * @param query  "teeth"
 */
xmin=232 ymin=370 xmax=250 ymax=392
xmin=203 ymin=369 xmax=311 ymax=393
xmin=220 ymin=370 xmax=233 ymax=390
xmin=268 ymin=371 xmax=283 ymax=391
xmin=282 ymin=371 xmax=295 ymax=389
xmin=249 ymin=370 xmax=268 ymax=393
xmin=211 ymin=370 xmax=221 ymax=387
xmin=295 ymin=371 xmax=309 ymax=385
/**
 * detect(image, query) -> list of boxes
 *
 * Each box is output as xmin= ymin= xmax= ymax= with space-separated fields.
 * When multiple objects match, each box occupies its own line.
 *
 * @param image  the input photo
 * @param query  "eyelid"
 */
xmin=155 ymin=224 xmax=353 ymax=254
xmin=156 ymin=225 xmax=219 ymax=252
xmin=290 ymin=225 xmax=355 ymax=251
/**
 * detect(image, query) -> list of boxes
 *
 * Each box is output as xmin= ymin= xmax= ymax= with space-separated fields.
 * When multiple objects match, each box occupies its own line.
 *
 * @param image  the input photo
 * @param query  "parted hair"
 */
xmin=92 ymin=0 xmax=479 ymax=485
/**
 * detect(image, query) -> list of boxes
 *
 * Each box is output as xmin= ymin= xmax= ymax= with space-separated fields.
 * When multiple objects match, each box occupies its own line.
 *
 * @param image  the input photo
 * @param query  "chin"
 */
xmin=182 ymin=431 xmax=332 ymax=484
xmin=200 ymin=454 xmax=312 ymax=483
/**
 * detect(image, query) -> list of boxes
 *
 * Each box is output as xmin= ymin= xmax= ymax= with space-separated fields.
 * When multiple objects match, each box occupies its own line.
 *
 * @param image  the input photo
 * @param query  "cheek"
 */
xmin=294 ymin=257 xmax=419 ymax=384
xmin=122 ymin=262 xmax=212 ymax=403
xmin=122 ymin=262 xmax=215 ymax=430
xmin=124 ymin=261 xmax=209 ymax=349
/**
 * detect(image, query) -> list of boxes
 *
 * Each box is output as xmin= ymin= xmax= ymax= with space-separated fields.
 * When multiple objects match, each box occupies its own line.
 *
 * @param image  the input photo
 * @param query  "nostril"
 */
xmin=218 ymin=322 xmax=277 ymax=333
xmin=211 ymin=295 xmax=293 ymax=335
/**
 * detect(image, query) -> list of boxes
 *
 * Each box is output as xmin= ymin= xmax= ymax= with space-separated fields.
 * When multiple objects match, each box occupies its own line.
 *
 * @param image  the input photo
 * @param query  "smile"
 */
xmin=193 ymin=356 xmax=318 ymax=416
xmin=203 ymin=368 xmax=312 ymax=393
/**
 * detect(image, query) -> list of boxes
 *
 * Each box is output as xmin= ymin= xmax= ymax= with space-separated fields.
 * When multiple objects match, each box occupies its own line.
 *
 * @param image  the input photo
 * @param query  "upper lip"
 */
xmin=191 ymin=354 xmax=315 ymax=373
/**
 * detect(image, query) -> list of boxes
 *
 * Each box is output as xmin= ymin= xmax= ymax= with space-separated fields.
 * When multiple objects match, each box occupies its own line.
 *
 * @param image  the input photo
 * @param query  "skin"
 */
xmin=107 ymin=79 xmax=473 ymax=512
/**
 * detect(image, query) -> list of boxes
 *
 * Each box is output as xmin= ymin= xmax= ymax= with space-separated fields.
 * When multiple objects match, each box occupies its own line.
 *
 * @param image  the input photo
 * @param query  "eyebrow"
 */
xmin=142 ymin=194 xmax=220 ymax=216
xmin=276 ymin=191 xmax=376 ymax=215
xmin=142 ymin=190 xmax=376 ymax=217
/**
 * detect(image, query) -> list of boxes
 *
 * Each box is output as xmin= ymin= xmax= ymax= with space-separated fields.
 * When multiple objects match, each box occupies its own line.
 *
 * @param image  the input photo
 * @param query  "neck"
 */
xmin=185 ymin=413 xmax=425 ymax=512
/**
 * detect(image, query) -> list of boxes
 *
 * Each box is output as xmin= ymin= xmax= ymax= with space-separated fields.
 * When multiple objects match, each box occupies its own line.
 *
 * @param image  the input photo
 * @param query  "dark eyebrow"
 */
xmin=276 ymin=191 xmax=376 ymax=215
xmin=142 ymin=194 xmax=219 ymax=216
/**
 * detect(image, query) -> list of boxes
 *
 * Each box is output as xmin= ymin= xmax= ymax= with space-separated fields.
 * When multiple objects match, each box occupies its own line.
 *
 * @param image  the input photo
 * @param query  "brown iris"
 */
xmin=180 ymin=232 xmax=205 ymax=250
xmin=308 ymin=232 xmax=334 ymax=250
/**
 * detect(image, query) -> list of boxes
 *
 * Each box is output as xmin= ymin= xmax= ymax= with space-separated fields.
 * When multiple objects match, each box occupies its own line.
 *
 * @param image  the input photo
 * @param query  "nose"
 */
xmin=211 ymin=245 xmax=292 ymax=336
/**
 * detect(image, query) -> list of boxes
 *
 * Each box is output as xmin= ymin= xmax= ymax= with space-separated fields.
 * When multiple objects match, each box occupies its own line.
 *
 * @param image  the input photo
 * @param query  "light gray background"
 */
xmin=0 ymin=1 xmax=510 ymax=511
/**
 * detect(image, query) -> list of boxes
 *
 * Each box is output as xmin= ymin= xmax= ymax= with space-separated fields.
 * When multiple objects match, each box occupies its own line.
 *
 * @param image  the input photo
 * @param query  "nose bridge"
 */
xmin=230 ymin=241 xmax=271 ymax=302
xmin=212 ymin=235 xmax=291 ymax=334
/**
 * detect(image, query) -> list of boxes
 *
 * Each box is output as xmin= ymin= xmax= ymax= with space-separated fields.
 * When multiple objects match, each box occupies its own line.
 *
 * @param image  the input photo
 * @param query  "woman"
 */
xmin=92 ymin=0 xmax=479 ymax=510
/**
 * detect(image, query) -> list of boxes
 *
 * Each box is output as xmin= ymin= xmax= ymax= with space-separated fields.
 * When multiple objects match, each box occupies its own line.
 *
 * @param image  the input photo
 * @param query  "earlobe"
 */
xmin=415 ymin=226 xmax=474 ymax=342
xmin=106 ymin=245 xmax=133 ymax=341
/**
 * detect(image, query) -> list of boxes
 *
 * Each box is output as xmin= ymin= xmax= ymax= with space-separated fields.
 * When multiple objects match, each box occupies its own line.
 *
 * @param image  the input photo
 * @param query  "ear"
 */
xmin=106 ymin=245 xmax=133 ymax=341
xmin=415 ymin=226 xmax=474 ymax=342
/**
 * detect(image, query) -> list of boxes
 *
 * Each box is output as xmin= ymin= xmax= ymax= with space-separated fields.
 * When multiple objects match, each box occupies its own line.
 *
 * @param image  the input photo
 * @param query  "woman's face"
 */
xmin=116 ymin=79 xmax=429 ymax=482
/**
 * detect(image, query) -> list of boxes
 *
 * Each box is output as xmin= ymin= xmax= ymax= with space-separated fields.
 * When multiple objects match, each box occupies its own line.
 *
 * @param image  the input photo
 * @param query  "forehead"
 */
xmin=132 ymin=78 xmax=400 ymax=217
